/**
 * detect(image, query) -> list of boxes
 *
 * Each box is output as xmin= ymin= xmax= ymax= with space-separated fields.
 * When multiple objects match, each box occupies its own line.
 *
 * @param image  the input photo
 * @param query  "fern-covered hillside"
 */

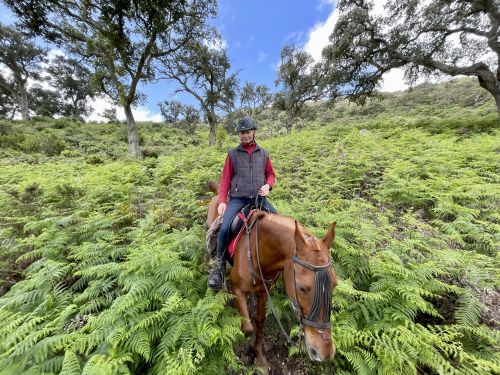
xmin=0 ymin=79 xmax=499 ymax=374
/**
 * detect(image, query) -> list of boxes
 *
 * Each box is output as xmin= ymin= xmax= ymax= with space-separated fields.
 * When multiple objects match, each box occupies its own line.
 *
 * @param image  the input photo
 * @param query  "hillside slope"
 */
xmin=0 ymin=79 xmax=498 ymax=374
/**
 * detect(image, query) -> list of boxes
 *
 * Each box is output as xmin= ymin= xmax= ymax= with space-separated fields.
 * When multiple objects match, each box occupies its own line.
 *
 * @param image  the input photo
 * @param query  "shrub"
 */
xmin=61 ymin=149 xmax=82 ymax=158
xmin=85 ymin=154 xmax=105 ymax=164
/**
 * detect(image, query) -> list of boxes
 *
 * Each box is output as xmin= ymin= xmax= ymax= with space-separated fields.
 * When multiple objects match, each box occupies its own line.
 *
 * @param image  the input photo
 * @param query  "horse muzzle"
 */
xmin=305 ymin=331 xmax=336 ymax=361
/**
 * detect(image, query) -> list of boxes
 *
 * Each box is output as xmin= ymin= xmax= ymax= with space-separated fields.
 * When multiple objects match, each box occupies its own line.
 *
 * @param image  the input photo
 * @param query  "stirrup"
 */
xmin=208 ymin=273 xmax=224 ymax=291
xmin=208 ymin=263 xmax=225 ymax=291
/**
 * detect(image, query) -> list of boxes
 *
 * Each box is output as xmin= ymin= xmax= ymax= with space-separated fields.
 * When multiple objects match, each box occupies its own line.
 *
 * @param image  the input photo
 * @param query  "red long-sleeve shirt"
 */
xmin=219 ymin=143 xmax=276 ymax=203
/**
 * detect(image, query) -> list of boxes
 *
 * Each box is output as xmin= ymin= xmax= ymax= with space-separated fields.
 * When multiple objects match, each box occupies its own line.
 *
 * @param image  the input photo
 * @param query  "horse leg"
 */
xmin=234 ymin=288 xmax=253 ymax=336
xmin=254 ymin=291 xmax=269 ymax=374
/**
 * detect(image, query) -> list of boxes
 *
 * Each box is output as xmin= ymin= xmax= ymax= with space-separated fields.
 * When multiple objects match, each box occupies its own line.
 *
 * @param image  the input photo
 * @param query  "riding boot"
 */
xmin=208 ymin=239 xmax=226 ymax=291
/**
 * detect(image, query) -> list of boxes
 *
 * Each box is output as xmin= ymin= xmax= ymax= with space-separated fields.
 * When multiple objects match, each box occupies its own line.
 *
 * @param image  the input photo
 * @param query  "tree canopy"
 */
xmin=323 ymin=0 xmax=500 ymax=117
xmin=158 ymin=100 xmax=200 ymax=134
xmin=160 ymin=31 xmax=238 ymax=145
xmin=46 ymin=55 xmax=97 ymax=119
xmin=240 ymin=82 xmax=272 ymax=115
xmin=0 ymin=24 xmax=46 ymax=121
xmin=5 ymin=0 xmax=216 ymax=156
xmin=274 ymin=45 xmax=327 ymax=133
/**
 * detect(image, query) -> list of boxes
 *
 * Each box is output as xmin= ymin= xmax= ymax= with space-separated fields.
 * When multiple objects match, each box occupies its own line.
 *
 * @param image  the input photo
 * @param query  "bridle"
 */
xmin=244 ymin=211 xmax=333 ymax=345
xmin=290 ymin=238 xmax=332 ymax=330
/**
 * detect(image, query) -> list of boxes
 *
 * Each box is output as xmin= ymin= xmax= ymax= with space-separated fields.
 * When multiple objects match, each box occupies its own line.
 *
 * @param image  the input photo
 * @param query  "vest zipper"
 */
xmin=249 ymin=151 xmax=253 ymax=198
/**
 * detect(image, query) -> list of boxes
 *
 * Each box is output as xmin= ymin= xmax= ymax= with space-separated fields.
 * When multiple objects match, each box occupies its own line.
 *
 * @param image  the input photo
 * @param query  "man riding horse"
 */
xmin=208 ymin=116 xmax=277 ymax=291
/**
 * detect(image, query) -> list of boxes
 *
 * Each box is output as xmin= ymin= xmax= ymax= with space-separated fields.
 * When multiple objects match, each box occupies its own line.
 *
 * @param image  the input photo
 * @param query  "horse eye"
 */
xmin=299 ymin=286 xmax=307 ymax=293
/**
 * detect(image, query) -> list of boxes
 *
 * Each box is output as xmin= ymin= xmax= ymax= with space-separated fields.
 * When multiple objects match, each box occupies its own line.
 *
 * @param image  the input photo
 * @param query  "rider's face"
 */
xmin=238 ymin=130 xmax=255 ymax=145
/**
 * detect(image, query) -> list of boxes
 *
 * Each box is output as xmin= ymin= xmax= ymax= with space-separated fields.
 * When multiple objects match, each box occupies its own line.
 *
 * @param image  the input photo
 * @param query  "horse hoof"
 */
xmin=255 ymin=356 xmax=269 ymax=375
xmin=241 ymin=322 xmax=254 ymax=337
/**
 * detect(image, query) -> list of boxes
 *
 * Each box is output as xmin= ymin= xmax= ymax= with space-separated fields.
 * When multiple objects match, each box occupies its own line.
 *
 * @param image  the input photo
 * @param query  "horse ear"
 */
xmin=322 ymin=221 xmax=336 ymax=249
xmin=294 ymin=220 xmax=307 ymax=253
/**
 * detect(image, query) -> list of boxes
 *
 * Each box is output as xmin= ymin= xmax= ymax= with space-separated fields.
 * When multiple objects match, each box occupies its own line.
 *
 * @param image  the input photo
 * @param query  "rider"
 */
xmin=208 ymin=116 xmax=277 ymax=291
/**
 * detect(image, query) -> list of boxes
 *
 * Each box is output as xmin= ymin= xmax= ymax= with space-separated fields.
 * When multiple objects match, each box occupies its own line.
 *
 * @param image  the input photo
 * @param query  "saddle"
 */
xmin=227 ymin=204 xmax=258 ymax=258
xmin=205 ymin=203 xmax=267 ymax=262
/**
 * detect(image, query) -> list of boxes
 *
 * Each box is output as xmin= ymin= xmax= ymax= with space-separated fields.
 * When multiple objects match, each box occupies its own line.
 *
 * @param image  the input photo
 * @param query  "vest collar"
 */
xmin=237 ymin=143 xmax=260 ymax=152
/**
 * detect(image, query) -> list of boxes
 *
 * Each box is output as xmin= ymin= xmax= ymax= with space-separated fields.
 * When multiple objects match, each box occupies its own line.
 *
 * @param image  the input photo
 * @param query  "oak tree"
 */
xmin=324 ymin=0 xmax=500 ymax=117
xmin=274 ymin=45 xmax=327 ymax=133
xmin=6 ymin=0 xmax=216 ymax=156
xmin=160 ymin=32 xmax=238 ymax=146
xmin=46 ymin=55 xmax=97 ymax=119
xmin=0 ymin=24 xmax=45 ymax=121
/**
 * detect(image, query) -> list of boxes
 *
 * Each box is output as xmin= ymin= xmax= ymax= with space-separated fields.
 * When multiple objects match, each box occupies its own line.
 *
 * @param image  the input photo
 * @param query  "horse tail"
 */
xmin=208 ymin=180 xmax=219 ymax=194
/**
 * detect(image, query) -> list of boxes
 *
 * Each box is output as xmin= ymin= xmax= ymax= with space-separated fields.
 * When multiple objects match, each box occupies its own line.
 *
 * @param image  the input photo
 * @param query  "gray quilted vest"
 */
xmin=229 ymin=144 xmax=269 ymax=198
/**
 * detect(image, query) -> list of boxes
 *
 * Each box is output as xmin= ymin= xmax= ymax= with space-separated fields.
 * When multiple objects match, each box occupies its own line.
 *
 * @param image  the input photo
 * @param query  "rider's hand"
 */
xmin=258 ymin=184 xmax=270 ymax=197
xmin=218 ymin=202 xmax=227 ymax=216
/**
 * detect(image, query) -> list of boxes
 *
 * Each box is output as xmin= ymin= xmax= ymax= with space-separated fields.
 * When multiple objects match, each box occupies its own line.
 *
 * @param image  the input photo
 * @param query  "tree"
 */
xmin=160 ymin=31 xmax=238 ymax=146
xmin=29 ymin=86 xmax=63 ymax=117
xmin=102 ymin=107 xmax=119 ymax=124
xmin=255 ymin=84 xmax=272 ymax=112
xmin=240 ymin=81 xmax=257 ymax=112
xmin=240 ymin=81 xmax=272 ymax=114
xmin=0 ymin=24 xmax=45 ymax=121
xmin=181 ymin=104 xmax=200 ymax=134
xmin=324 ymin=0 xmax=500 ymax=118
xmin=158 ymin=100 xmax=184 ymax=125
xmin=274 ymin=45 xmax=327 ymax=133
xmin=158 ymin=100 xmax=200 ymax=134
xmin=0 ymin=85 xmax=18 ymax=119
xmin=6 ymin=0 xmax=216 ymax=157
xmin=46 ymin=55 xmax=96 ymax=119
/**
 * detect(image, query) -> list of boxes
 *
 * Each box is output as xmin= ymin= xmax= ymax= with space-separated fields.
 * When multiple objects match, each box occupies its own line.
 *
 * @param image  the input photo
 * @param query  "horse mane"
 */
xmin=263 ymin=213 xmax=295 ymax=230
xmin=261 ymin=212 xmax=312 ymax=237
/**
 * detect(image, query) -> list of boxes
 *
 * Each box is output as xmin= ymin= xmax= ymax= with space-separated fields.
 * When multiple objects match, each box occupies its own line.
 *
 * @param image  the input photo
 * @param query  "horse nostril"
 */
xmin=309 ymin=347 xmax=320 ymax=360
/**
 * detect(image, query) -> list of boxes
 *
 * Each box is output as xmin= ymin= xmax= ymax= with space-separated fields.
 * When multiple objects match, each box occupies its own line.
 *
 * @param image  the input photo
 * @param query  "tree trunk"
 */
xmin=208 ymin=112 xmax=217 ymax=146
xmin=494 ymin=90 xmax=500 ymax=122
xmin=477 ymin=74 xmax=500 ymax=123
xmin=286 ymin=113 xmax=293 ymax=134
xmin=17 ymin=89 xmax=30 ymax=121
xmin=124 ymin=104 xmax=142 ymax=158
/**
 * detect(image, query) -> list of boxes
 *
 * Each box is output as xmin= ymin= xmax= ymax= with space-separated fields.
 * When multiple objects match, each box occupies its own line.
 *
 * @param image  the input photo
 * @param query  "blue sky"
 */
xmin=213 ymin=0 xmax=334 ymax=87
xmin=0 ymin=0 xmax=409 ymax=121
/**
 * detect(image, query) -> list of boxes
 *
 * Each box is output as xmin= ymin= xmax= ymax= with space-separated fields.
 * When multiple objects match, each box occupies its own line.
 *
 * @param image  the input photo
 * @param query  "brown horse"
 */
xmin=206 ymin=181 xmax=337 ymax=370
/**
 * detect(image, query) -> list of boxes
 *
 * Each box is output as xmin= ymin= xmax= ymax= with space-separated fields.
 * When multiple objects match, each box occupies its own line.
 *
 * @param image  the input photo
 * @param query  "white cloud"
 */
xmin=46 ymin=48 xmax=65 ymax=60
xmin=379 ymin=69 xmax=407 ymax=92
xmin=86 ymin=96 xmax=162 ymax=123
xmin=204 ymin=36 xmax=228 ymax=51
xmin=284 ymin=31 xmax=305 ymax=45
xmin=372 ymin=0 xmax=387 ymax=16
xmin=132 ymin=106 xmax=163 ymax=123
xmin=317 ymin=0 xmax=336 ymax=10
xmin=303 ymin=0 xmax=408 ymax=92
xmin=257 ymin=51 xmax=269 ymax=63
xmin=303 ymin=5 xmax=339 ymax=62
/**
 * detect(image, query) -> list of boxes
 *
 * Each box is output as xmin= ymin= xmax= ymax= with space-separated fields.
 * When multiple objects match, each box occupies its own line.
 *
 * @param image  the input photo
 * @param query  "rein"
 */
xmin=244 ymin=211 xmax=332 ymax=345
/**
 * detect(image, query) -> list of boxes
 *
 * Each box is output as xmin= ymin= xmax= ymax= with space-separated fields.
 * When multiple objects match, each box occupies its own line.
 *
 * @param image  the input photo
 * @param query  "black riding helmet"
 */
xmin=236 ymin=116 xmax=257 ymax=132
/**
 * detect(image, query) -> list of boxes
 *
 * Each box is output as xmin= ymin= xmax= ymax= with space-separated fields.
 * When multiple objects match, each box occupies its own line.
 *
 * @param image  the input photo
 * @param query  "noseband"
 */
xmin=290 ymin=252 xmax=332 ymax=330
xmin=249 ymin=217 xmax=333 ymax=344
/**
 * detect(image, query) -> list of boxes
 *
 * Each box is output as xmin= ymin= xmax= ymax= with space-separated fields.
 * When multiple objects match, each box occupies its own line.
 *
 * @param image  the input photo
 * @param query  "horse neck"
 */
xmin=256 ymin=216 xmax=295 ymax=272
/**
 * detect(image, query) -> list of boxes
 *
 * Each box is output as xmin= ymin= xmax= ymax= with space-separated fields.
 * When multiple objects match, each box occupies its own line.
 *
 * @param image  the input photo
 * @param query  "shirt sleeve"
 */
xmin=218 ymin=154 xmax=233 ymax=203
xmin=265 ymin=155 xmax=276 ymax=187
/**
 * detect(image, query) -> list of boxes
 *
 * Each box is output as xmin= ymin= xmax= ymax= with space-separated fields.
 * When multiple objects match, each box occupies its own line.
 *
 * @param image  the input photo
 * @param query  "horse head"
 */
xmin=285 ymin=221 xmax=337 ymax=361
